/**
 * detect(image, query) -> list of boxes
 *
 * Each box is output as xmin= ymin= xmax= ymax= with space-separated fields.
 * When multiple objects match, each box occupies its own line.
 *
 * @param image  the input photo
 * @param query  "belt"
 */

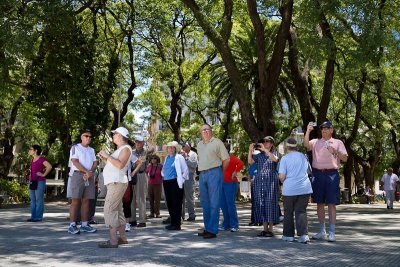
xmin=138 ymin=170 xmax=145 ymax=173
xmin=313 ymin=168 xmax=338 ymax=173
xmin=73 ymin=170 xmax=85 ymax=173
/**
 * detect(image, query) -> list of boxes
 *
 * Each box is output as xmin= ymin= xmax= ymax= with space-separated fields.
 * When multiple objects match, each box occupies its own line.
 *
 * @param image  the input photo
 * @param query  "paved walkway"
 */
xmin=0 ymin=201 xmax=399 ymax=267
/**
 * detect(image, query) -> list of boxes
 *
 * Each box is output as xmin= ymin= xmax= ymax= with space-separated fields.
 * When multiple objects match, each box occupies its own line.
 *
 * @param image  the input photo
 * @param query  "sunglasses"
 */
xmin=83 ymin=135 xmax=92 ymax=138
xmin=201 ymin=128 xmax=211 ymax=133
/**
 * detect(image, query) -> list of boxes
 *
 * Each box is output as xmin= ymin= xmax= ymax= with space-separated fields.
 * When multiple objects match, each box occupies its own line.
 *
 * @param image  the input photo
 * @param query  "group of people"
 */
xmin=26 ymin=120 xmax=359 ymax=247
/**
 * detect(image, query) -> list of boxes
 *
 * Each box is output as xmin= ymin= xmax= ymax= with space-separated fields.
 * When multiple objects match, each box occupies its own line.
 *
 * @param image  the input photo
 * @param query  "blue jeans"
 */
xmin=199 ymin=167 xmax=223 ymax=234
xmin=29 ymin=181 xmax=46 ymax=220
xmin=220 ymin=182 xmax=239 ymax=229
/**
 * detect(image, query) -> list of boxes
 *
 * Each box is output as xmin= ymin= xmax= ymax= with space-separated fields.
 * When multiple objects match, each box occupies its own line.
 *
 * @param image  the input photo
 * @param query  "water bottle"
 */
xmin=84 ymin=178 xmax=89 ymax=187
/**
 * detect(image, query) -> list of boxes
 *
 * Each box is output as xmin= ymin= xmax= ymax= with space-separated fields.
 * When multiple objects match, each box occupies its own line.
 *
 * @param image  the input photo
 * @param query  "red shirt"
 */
xmin=223 ymin=155 xmax=244 ymax=183
xmin=146 ymin=163 xmax=163 ymax=185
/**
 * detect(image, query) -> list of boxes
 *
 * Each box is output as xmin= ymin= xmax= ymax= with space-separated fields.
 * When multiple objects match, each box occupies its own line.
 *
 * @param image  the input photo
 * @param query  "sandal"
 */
xmin=118 ymin=238 xmax=128 ymax=245
xmin=265 ymin=231 xmax=274 ymax=237
xmin=257 ymin=231 xmax=267 ymax=237
xmin=98 ymin=240 xmax=118 ymax=248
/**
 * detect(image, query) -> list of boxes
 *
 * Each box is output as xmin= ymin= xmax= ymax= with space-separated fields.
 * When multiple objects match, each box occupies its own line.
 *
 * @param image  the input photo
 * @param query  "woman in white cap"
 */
xmin=97 ymin=127 xmax=132 ymax=248
xmin=278 ymin=138 xmax=313 ymax=243
xmin=161 ymin=141 xmax=189 ymax=230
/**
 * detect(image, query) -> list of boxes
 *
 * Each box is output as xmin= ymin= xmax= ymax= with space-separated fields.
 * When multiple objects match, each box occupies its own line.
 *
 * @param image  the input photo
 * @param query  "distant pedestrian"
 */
xmin=279 ymin=138 xmax=313 ymax=244
xmin=248 ymin=136 xmax=280 ymax=237
xmin=181 ymin=141 xmax=198 ymax=221
xmin=380 ymin=168 xmax=399 ymax=209
xmin=27 ymin=145 xmax=52 ymax=222
xmin=197 ymin=124 xmax=230 ymax=239
xmin=146 ymin=154 xmax=163 ymax=218
xmin=304 ymin=121 xmax=348 ymax=242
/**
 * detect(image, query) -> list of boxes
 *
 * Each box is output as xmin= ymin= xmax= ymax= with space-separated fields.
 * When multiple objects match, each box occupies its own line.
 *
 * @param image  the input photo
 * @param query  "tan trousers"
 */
xmin=130 ymin=173 xmax=148 ymax=223
xmin=104 ymin=182 xmax=128 ymax=228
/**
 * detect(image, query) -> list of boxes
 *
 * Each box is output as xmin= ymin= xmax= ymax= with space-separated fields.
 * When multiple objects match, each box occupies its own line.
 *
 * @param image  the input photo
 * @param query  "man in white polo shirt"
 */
xmin=68 ymin=129 xmax=98 ymax=234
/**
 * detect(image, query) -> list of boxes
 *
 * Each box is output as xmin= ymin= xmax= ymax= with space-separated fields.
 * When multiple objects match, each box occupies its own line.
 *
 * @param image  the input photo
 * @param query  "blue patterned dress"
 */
xmin=253 ymin=151 xmax=280 ymax=224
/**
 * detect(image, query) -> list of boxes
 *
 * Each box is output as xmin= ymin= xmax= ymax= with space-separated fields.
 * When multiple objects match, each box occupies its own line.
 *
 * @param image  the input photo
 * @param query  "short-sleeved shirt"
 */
xmin=278 ymin=151 xmax=313 ymax=196
xmin=197 ymin=137 xmax=230 ymax=171
xmin=307 ymin=138 xmax=347 ymax=169
xmin=223 ymin=155 xmax=244 ymax=183
xmin=381 ymin=173 xmax=399 ymax=191
xmin=69 ymin=144 xmax=96 ymax=174
xmin=30 ymin=157 xmax=46 ymax=182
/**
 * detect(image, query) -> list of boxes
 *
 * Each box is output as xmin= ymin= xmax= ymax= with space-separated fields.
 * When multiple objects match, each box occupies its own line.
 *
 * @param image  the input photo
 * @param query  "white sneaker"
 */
xmin=297 ymin=235 xmax=310 ymax=244
xmin=312 ymin=230 xmax=327 ymax=240
xmin=327 ymin=232 xmax=336 ymax=242
xmin=230 ymin=228 xmax=239 ymax=232
xmin=125 ymin=223 xmax=131 ymax=232
xmin=282 ymin=235 xmax=294 ymax=242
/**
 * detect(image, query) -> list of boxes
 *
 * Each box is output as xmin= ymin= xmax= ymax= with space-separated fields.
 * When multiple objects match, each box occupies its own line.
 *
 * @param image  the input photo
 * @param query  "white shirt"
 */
xmin=69 ymin=144 xmax=96 ymax=176
xmin=103 ymin=145 xmax=132 ymax=185
xmin=381 ymin=173 xmax=399 ymax=191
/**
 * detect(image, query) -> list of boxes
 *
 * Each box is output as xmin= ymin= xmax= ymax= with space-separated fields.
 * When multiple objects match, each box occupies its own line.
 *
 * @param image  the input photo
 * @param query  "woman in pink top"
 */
xmin=146 ymin=155 xmax=163 ymax=218
xmin=28 ymin=145 xmax=52 ymax=222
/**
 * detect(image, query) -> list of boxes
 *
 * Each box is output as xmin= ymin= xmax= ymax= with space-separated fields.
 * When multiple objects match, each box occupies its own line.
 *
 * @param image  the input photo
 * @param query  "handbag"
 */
xmin=122 ymin=184 xmax=132 ymax=203
xmin=29 ymin=181 xmax=38 ymax=190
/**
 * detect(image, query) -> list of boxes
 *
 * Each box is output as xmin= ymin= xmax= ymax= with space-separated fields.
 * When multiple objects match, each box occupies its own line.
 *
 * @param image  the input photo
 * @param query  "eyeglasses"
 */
xmin=201 ymin=129 xmax=211 ymax=133
xmin=83 ymin=135 xmax=92 ymax=138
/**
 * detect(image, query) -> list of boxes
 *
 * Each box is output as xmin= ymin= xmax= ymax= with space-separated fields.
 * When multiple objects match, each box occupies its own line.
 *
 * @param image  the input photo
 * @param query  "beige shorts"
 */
xmin=104 ymin=182 xmax=128 ymax=228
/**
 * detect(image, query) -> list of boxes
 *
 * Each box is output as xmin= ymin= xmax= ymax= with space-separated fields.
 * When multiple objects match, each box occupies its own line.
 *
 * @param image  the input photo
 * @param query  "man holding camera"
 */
xmin=304 ymin=121 xmax=348 ymax=242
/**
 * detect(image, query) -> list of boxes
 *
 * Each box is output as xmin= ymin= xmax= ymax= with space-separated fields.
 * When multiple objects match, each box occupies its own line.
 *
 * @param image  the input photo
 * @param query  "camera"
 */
xmin=311 ymin=122 xmax=317 ymax=127
xmin=254 ymin=143 xmax=261 ymax=149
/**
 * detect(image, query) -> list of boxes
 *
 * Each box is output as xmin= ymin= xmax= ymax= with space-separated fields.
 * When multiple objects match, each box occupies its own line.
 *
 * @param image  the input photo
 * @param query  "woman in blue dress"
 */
xmin=248 ymin=136 xmax=280 ymax=237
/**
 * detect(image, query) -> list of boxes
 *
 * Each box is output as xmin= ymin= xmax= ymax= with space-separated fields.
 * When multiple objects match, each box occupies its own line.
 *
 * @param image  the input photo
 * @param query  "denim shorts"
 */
xmin=311 ymin=169 xmax=340 ymax=205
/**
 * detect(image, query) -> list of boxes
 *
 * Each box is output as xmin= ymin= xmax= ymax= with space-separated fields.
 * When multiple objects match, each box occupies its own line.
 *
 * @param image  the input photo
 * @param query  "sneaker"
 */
xmin=312 ymin=230 xmax=326 ymax=240
xmin=230 ymin=228 xmax=239 ymax=232
xmin=125 ymin=223 xmax=131 ymax=232
xmin=297 ymin=235 xmax=310 ymax=244
xmin=68 ymin=225 xmax=80 ymax=235
xmin=327 ymin=232 xmax=336 ymax=242
xmin=282 ymin=235 xmax=294 ymax=242
xmin=80 ymin=225 xmax=97 ymax=233
xmin=219 ymin=226 xmax=228 ymax=231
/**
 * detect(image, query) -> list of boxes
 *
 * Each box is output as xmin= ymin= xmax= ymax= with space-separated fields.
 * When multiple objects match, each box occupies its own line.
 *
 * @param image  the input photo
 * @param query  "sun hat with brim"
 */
xmin=263 ymin=136 xmax=275 ymax=142
xmin=111 ymin=127 xmax=129 ymax=138
xmin=166 ymin=141 xmax=181 ymax=152
xmin=319 ymin=121 xmax=333 ymax=129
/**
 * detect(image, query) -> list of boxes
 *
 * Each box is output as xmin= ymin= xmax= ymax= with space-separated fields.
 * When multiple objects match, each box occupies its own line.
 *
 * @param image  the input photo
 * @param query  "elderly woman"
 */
xmin=248 ymin=136 xmax=280 ymax=237
xmin=162 ymin=141 xmax=189 ymax=230
xmin=97 ymin=127 xmax=132 ymax=248
xmin=27 ymin=144 xmax=52 ymax=222
xmin=278 ymin=138 xmax=313 ymax=243
xmin=146 ymin=154 xmax=163 ymax=218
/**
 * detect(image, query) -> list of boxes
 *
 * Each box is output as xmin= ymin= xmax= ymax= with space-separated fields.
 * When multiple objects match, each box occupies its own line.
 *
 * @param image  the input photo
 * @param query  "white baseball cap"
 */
xmin=135 ymin=135 xmax=144 ymax=142
xmin=111 ymin=127 xmax=129 ymax=138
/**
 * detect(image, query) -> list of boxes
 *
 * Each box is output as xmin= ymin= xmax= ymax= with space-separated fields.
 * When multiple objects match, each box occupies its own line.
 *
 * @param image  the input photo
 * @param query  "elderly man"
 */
xmin=380 ymin=168 xmax=399 ymax=209
xmin=304 ymin=121 xmax=348 ymax=242
xmin=68 ymin=129 xmax=98 ymax=234
xmin=181 ymin=141 xmax=198 ymax=221
xmin=128 ymin=136 xmax=149 ymax=228
xmin=197 ymin=124 xmax=230 ymax=239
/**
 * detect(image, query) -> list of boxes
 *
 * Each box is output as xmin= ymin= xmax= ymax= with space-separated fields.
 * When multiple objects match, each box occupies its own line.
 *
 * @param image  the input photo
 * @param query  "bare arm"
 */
xmin=222 ymin=158 xmax=230 ymax=172
xmin=304 ymin=122 xmax=314 ymax=149
xmin=248 ymin=143 xmax=255 ymax=164
xmin=37 ymin=160 xmax=52 ymax=177
xmin=279 ymin=173 xmax=286 ymax=183
xmin=101 ymin=147 xmax=131 ymax=170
